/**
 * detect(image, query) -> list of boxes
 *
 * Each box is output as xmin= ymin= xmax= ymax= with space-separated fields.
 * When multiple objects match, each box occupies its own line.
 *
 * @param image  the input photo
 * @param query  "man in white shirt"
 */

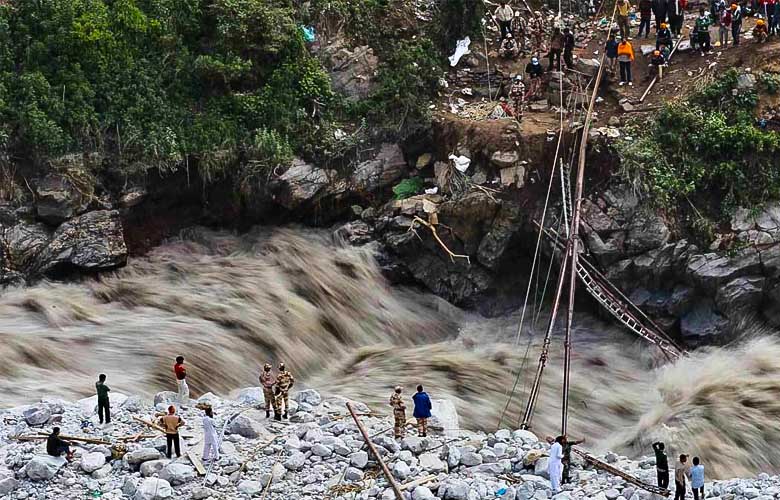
xmin=549 ymin=436 xmax=565 ymax=493
xmin=495 ymin=1 xmax=515 ymax=40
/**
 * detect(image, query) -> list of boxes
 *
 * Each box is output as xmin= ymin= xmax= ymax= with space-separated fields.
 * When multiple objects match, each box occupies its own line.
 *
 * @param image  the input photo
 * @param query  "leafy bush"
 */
xmin=392 ymin=177 xmax=423 ymax=199
xmin=616 ymin=69 xmax=780 ymax=216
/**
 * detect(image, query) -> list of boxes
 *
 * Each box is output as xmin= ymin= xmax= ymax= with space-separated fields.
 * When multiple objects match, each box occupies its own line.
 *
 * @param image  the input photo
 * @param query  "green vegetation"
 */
xmin=616 ymin=69 xmax=780 ymax=217
xmin=392 ymin=176 xmax=423 ymax=199
xmin=0 ymin=0 xmax=453 ymax=193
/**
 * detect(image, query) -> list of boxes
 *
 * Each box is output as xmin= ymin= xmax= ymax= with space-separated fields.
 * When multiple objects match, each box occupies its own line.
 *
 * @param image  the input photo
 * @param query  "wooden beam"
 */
xmin=399 ymin=474 xmax=437 ymax=491
xmin=31 ymin=433 xmax=110 ymax=445
xmin=346 ymin=402 xmax=403 ymax=500
xmin=132 ymin=416 xmax=167 ymax=434
xmin=187 ymin=450 xmax=207 ymax=476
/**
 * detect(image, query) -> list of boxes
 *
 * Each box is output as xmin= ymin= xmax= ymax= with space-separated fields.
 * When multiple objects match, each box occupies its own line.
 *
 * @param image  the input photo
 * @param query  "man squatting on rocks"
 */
xmin=46 ymin=427 xmax=73 ymax=461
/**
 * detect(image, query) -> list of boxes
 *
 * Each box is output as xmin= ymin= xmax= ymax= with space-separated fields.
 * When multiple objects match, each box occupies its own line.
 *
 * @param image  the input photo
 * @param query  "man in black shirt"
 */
xmin=653 ymin=441 xmax=670 ymax=489
xmin=46 ymin=427 xmax=73 ymax=460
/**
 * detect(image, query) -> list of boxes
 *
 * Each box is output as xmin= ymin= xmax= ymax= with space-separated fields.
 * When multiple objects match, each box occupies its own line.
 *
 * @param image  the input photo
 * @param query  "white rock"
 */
xmin=461 ymin=451 xmax=483 ymax=467
xmin=80 ymin=452 xmax=106 ymax=473
xmin=191 ymin=486 xmax=215 ymax=500
xmin=0 ymin=477 xmax=18 ymax=495
xmin=126 ymin=448 xmax=162 ymax=465
xmin=25 ymin=455 xmax=67 ymax=481
xmin=401 ymin=436 xmax=425 ymax=454
xmin=140 ymin=459 xmax=170 ymax=477
xmin=419 ymin=452 xmax=447 ymax=473
xmin=412 ymin=486 xmax=436 ymax=500
xmin=350 ymin=451 xmax=369 ymax=469
xmin=284 ymin=451 xmax=306 ymax=471
xmin=236 ymin=387 xmax=264 ymax=405
xmin=238 ymin=480 xmax=263 ymax=496
xmin=294 ymin=389 xmax=322 ymax=406
xmin=345 ymin=467 xmax=364 ymax=482
xmin=311 ymin=444 xmax=333 ymax=457
xmin=392 ymin=461 xmax=411 ymax=481
xmin=133 ymin=478 xmax=173 ymax=500
xmin=512 ymin=429 xmax=539 ymax=443
xmin=439 ymin=478 xmax=470 ymax=500
xmin=158 ymin=463 xmax=195 ymax=485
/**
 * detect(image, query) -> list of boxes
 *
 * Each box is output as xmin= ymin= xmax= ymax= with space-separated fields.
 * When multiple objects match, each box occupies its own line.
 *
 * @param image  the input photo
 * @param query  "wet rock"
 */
xmin=334 ymin=221 xmax=373 ymax=245
xmin=35 ymin=173 xmax=89 ymax=224
xmin=477 ymin=202 xmax=521 ymax=270
xmin=716 ymin=276 xmax=765 ymax=316
xmin=680 ymin=300 xmax=728 ymax=344
xmin=40 ymin=210 xmax=127 ymax=272
xmin=686 ymin=250 xmax=762 ymax=290
xmin=272 ymin=159 xmax=332 ymax=210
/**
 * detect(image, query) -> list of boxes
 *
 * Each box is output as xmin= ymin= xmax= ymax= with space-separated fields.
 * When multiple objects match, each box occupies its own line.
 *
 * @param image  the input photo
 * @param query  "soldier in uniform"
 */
xmin=276 ymin=362 xmax=295 ymax=419
xmin=530 ymin=11 xmax=546 ymax=52
xmin=272 ymin=386 xmax=283 ymax=421
xmin=259 ymin=363 xmax=277 ymax=419
xmin=513 ymin=11 xmax=528 ymax=51
xmin=389 ymin=386 xmax=407 ymax=438
xmin=509 ymin=75 xmax=526 ymax=122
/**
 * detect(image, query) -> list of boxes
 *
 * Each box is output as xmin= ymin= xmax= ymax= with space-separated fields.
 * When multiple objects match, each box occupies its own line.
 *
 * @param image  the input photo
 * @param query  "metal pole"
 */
xmin=346 ymin=403 xmax=404 ymax=500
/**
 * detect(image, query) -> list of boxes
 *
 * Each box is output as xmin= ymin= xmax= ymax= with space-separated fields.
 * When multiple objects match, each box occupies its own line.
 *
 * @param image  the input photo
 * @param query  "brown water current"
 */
xmin=0 ymin=227 xmax=778 ymax=478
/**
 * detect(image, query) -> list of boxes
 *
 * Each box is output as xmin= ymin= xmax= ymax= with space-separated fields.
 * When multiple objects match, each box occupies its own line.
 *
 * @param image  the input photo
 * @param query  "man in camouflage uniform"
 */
xmin=530 ymin=11 xmax=546 ymax=52
xmin=509 ymin=75 xmax=526 ymax=122
xmin=259 ymin=363 xmax=277 ymax=419
xmin=389 ymin=386 xmax=407 ymax=439
xmin=271 ymin=386 xmax=283 ymax=421
xmin=276 ymin=362 xmax=295 ymax=419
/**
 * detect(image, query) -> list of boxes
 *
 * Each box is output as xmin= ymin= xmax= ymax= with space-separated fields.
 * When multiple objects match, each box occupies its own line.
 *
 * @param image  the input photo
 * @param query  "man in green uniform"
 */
xmin=96 ymin=373 xmax=111 ymax=425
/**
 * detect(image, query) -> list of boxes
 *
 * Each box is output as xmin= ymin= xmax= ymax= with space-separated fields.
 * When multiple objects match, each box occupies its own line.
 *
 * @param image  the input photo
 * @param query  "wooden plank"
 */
xmin=32 ymin=433 xmax=110 ymax=445
xmin=346 ymin=402 xmax=404 ymax=500
xmin=132 ymin=416 xmax=167 ymax=434
xmin=399 ymin=474 xmax=437 ymax=491
xmin=187 ymin=450 xmax=207 ymax=476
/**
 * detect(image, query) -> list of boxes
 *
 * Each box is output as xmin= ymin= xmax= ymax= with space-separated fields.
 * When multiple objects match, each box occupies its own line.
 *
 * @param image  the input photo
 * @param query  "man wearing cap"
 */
xmin=259 ymin=363 xmax=277 ymax=419
xmin=731 ymin=3 xmax=742 ymax=45
xmin=656 ymin=22 xmax=673 ymax=48
xmin=500 ymin=33 xmax=520 ymax=58
xmin=649 ymin=49 xmax=667 ymax=79
xmin=389 ymin=386 xmax=407 ymax=438
xmin=513 ymin=11 xmax=527 ymax=50
xmin=525 ymin=56 xmax=544 ymax=99
xmin=276 ymin=362 xmax=295 ymax=419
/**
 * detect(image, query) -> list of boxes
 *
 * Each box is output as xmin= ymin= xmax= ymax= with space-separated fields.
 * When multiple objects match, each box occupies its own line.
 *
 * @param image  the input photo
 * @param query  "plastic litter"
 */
xmin=301 ymin=25 xmax=316 ymax=43
xmin=449 ymin=37 xmax=471 ymax=67
xmin=448 ymin=154 xmax=471 ymax=173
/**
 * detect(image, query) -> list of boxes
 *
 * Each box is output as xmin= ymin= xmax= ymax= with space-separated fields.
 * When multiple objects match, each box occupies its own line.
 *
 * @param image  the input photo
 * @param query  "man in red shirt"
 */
xmin=174 ymin=356 xmax=189 ymax=407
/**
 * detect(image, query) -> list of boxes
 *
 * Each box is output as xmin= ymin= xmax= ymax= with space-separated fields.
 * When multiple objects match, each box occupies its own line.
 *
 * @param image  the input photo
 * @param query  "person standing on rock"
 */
xmin=617 ymin=0 xmax=632 ymax=40
xmin=174 ymin=355 xmax=189 ymax=407
xmin=276 ymin=362 xmax=295 ymax=419
xmin=617 ymin=38 xmax=635 ymax=86
xmin=46 ymin=427 xmax=73 ymax=461
xmin=563 ymin=27 xmax=576 ymax=69
xmin=202 ymin=407 xmax=220 ymax=462
xmin=389 ymin=386 xmax=407 ymax=439
xmin=675 ymin=454 xmax=690 ymax=500
xmin=95 ymin=373 xmax=111 ymax=425
xmin=691 ymin=457 xmax=705 ymax=500
xmin=562 ymin=436 xmax=584 ymax=483
xmin=495 ymin=0 xmax=515 ymax=40
xmin=548 ymin=435 xmax=564 ymax=493
xmin=509 ymin=75 xmax=526 ymax=122
xmin=653 ymin=441 xmax=670 ymax=489
xmin=260 ymin=363 xmax=277 ymax=419
xmin=158 ymin=405 xmax=185 ymax=459
xmin=731 ymin=3 xmax=743 ymax=46
xmin=412 ymin=385 xmax=432 ymax=437
xmin=548 ymin=27 xmax=564 ymax=71
xmin=639 ymin=0 xmax=654 ymax=37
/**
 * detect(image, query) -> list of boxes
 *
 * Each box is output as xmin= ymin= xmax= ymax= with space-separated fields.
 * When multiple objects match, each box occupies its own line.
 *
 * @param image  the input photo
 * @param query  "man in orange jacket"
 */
xmin=617 ymin=39 xmax=635 ymax=86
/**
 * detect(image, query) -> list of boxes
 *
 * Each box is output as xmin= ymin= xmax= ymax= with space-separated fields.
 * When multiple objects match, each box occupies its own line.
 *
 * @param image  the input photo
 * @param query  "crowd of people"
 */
xmin=493 ymin=0 xmax=774 ymax=118
xmin=654 ymin=442 xmax=707 ymax=500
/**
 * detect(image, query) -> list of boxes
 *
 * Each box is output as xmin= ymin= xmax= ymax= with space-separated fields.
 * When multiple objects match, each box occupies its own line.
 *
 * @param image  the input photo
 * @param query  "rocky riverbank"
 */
xmin=1 ymin=389 xmax=778 ymax=500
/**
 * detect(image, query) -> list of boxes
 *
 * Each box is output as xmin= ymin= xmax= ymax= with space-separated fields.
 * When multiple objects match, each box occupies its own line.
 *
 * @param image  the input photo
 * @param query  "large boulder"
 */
xmin=680 ymin=300 xmax=728 ymax=344
xmin=39 ymin=210 xmax=127 ymax=273
xmin=272 ymin=159 xmax=333 ymax=210
xmin=715 ymin=276 xmax=765 ymax=316
xmin=350 ymin=143 xmax=407 ymax=192
xmin=140 ymin=459 xmax=170 ymax=477
xmin=25 ymin=455 xmax=67 ymax=481
xmin=477 ymin=202 xmax=522 ymax=270
xmin=0 ymin=476 xmax=18 ymax=495
xmin=686 ymin=250 xmax=762 ymax=290
xmin=22 ymin=405 xmax=51 ymax=426
xmin=153 ymin=391 xmax=178 ymax=407
xmin=438 ymin=478 xmax=470 ymax=500
xmin=80 ymin=452 xmax=106 ymax=473
xmin=293 ymin=389 xmax=322 ymax=407
xmin=158 ymin=463 xmax=195 ymax=485
xmin=133 ymin=478 xmax=173 ymax=500
xmin=428 ymin=399 xmax=459 ymax=438
xmin=625 ymin=212 xmax=670 ymax=255
xmin=237 ymin=480 xmax=263 ymax=496
xmin=35 ymin=172 xmax=90 ymax=224
xmin=322 ymin=43 xmax=379 ymax=101
xmin=236 ymin=387 xmax=265 ymax=405
xmin=126 ymin=448 xmax=163 ymax=466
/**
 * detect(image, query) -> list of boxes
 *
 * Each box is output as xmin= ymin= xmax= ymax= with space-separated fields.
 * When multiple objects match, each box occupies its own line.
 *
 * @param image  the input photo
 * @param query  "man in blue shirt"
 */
xmin=691 ymin=457 xmax=705 ymax=500
xmin=412 ymin=385 xmax=432 ymax=437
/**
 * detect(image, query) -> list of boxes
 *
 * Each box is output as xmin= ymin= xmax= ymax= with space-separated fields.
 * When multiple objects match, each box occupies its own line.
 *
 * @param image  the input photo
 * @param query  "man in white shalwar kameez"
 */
xmin=202 ymin=407 xmax=220 ymax=462
xmin=549 ymin=436 xmax=565 ymax=493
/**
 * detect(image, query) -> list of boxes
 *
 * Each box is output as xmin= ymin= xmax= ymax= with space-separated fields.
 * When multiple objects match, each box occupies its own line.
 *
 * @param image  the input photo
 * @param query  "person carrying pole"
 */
xmin=259 ymin=363 xmax=277 ymax=419
xmin=96 ymin=373 xmax=111 ymax=425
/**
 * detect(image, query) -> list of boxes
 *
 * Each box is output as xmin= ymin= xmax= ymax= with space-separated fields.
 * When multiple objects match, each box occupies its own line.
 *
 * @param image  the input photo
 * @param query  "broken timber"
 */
xmin=187 ymin=450 xmax=207 ymax=476
xmin=573 ymin=448 xmax=671 ymax=497
xmin=347 ymin=402 xmax=404 ymax=500
xmin=132 ymin=416 xmax=167 ymax=434
xmin=24 ymin=434 xmax=110 ymax=445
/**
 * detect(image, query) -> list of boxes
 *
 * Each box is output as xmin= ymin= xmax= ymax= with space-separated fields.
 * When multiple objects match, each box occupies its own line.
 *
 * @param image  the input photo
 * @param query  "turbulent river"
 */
xmin=0 ymin=227 xmax=778 ymax=478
